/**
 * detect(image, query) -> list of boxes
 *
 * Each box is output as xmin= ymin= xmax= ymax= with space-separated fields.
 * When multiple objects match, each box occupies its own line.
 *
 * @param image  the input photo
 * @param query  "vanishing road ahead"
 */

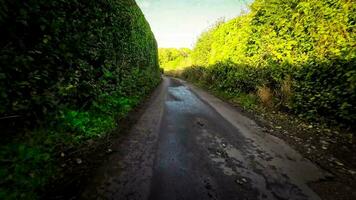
xmin=81 ymin=77 xmax=329 ymax=200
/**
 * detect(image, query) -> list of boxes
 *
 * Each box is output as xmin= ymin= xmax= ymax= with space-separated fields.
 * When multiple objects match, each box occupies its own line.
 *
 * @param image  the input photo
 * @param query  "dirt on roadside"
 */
xmin=255 ymin=111 xmax=356 ymax=200
xmin=206 ymin=88 xmax=356 ymax=200
xmin=41 ymin=80 xmax=164 ymax=200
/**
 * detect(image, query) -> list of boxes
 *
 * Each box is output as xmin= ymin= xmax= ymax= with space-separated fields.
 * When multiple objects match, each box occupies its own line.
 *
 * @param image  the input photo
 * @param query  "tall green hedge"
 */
xmin=184 ymin=0 xmax=356 ymax=127
xmin=0 ymin=0 xmax=160 ymax=128
xmin=0 ymin=0 xmax=160 ymax=199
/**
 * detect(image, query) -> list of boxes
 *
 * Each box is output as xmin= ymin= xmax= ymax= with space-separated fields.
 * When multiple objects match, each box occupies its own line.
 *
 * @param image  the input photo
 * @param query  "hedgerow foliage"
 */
xmin=183 ymin=0 xmax=356 ymax=127
xmin=158 ymin=48 xmax=192 ymax=71
xmin=0 ymin=0 xmax=160 ymax=198
xmin=0 ymin=0 xmax=160 ymax=126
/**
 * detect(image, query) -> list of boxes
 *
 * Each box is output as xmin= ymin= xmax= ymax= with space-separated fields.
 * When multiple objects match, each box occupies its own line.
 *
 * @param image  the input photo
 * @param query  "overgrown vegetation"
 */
xmin=0 ymin=0 xmax=160 ymax=199
xmin=159 ymin=48 xmax=192 ymax=72
xmin=178 ymin=0 xmax=356 ymax=129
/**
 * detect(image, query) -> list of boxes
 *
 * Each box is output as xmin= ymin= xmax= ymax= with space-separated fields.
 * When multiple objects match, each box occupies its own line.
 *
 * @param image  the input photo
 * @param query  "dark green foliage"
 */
xmin=292 ymin=59 xmax=356 ymax=124
xmin=183 ymin=59 xmax=356 ymax=127
xmin=181 ymin=0 xmax=355 ymax=128
xmin=0 ymin=0 xmax=160 ymax=126
xmin=0 ymin=144 xmax=53 ymax=199
xmin=0 ymin=0 xmax=160 ymax=198
xmin=182 ymin=62 xmax=267 ymax=95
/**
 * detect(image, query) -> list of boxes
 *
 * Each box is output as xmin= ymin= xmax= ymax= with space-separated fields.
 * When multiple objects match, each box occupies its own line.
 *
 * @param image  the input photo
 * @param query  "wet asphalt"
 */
xmin=81 ymin=77 xmax=328 ymax=200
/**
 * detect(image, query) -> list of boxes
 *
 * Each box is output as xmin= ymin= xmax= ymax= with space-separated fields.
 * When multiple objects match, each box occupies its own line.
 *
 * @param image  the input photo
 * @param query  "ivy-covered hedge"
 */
xmin=181 ymin=0 xmax=355 ymax=128
xmin=0 ymin=0 xmax=160 ymax=199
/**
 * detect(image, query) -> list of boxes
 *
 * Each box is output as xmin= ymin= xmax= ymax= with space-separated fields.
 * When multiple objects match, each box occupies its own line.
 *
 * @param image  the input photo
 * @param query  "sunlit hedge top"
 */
xmin=192 ymin=0 xmax=356 ymax=66
xmin=188 ymin=0 xmax=355 ymax=127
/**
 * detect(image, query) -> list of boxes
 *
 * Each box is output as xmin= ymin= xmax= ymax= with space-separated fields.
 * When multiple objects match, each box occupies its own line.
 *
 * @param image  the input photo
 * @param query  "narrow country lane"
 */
xmin=81 ymin=77 xmax=329 ymax=200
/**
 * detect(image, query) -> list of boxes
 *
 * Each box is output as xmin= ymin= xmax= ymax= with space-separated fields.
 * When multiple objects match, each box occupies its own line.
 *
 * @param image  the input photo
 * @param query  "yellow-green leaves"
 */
xmin=182 ymin=0 xmax=356 ymax=128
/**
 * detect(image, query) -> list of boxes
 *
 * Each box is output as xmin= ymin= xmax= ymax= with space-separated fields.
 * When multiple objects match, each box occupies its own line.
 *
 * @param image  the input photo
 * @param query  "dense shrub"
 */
xmin=0 ymin=0 xmax=160 ymax=198
xmin=182 ymin=62 xmax=284 ymax=97
xmin=181 ymin=0 xmax=355 ymax=128
xmin=159 ymin=48 xmax=192 ymax=71
xmin=292 ymin=59 xmax=356 ymax=124
xmin=182 ymin=59 xmax=356 ymax=127
xmin=0 ymin=0 xmax=160 ymax=128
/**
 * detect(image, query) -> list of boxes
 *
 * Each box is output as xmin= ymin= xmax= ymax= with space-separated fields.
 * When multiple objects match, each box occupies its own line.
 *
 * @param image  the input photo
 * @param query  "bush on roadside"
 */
xmin=180 ymin=0 xmax=355 ymax=129
xmin=182 ymin=57 xmax=356 ymax=128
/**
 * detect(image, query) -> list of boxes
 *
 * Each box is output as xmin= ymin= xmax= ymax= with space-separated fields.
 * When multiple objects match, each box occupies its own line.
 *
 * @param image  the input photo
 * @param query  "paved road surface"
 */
xmin=81 ymin=77 xmax=328 ymax=200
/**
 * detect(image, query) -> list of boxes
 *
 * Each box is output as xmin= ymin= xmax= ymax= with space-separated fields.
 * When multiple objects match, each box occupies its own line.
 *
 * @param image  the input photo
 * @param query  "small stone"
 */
xmin=348 ymin=170 xmax=356 ymax=175
xmin=322 ymin=146 xmax=327 ymax=150
xmin=329 ymin=140 xmax=337 ymax=144
xmin=196 ymin=120 xmax=204 ymax=127
xmin=60 ymin=152 xmax=65 ymax=157
xmin=76 ymin=158 xmax=82 ymax=164
xmin=320 ymin=140 xmax=329 ymax=145
xmin=334 ymin=160 xmax=344 ymax=166
xmin=87 ymin=139 xmax=94 ymax=145
xmin=236 ymin=178 xmax=247 ymax=185
xmin=107 ymin=148 xmax=113 ymax=153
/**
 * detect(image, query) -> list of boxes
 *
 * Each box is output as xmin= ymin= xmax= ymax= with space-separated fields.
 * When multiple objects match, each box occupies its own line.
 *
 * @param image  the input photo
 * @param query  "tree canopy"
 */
xmin=159 ymin=48 xmax=192 ymax=71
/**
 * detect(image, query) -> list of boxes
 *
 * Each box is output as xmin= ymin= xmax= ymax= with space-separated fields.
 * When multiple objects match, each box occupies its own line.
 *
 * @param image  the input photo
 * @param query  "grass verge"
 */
xmin=0 ymin=79 xmax=161 ymax=200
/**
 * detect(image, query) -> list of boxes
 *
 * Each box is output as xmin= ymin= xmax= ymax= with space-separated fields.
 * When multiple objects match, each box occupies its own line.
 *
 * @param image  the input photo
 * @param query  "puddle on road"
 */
xmin=166 ymin=86 xmax=211 ymax=115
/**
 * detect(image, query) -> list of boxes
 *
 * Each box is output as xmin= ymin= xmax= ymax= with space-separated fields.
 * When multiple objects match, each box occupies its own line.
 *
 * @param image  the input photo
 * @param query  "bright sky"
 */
xmin=136 ymin=0 xmax=252 ymax=48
